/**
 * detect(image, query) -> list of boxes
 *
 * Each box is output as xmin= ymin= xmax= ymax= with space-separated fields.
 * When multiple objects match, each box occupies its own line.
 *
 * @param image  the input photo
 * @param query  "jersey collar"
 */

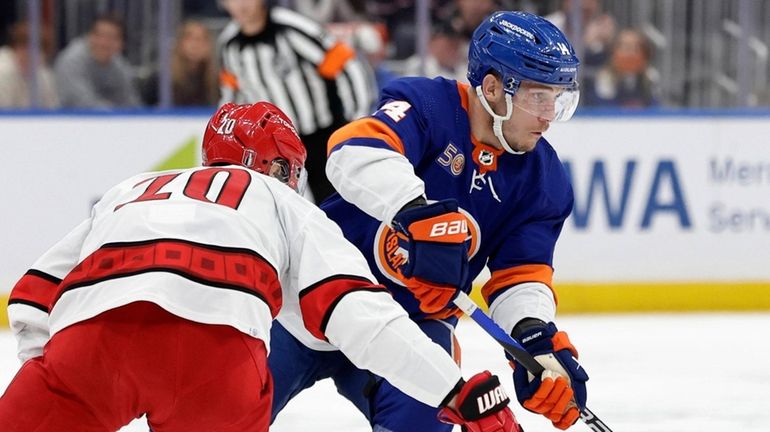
xmin=457 ymin=82 xmax=505 ymax=174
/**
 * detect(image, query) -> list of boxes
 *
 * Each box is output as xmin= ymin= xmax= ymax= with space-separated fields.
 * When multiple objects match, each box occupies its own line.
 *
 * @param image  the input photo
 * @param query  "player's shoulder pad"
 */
xmin=376 ymin=76 xmax=462 ymax=130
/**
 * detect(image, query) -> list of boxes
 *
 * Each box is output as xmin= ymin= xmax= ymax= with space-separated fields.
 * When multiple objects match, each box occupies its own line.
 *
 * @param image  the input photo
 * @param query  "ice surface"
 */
xmin=1 ymin=313 xmax=768 ymax=432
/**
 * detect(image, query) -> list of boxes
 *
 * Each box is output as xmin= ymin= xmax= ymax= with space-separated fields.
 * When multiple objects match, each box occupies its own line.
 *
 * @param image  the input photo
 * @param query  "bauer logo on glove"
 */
xmin=510 ymin=321 xmax=589 ymax=430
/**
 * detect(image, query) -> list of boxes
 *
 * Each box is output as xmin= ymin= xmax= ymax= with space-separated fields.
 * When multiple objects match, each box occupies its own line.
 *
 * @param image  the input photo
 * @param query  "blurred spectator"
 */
xmin=401 ymin=23 xmax=465 ymax=82
xmin=351 ymin=22 xmax=398 ymax=97
xmin=54 ymin=14 xmax=140 ymax=109
xmin=141 ymin=20 xmax=218 ymax=107
xmin=581 ymin=29 xmax=660 ymax=108
xmin=431 ymin=0 xmax=496 ymax=73
xmin=545 ymin=0 xmax=616 ymax=73
xmin=365 ymin=0 xmax=418 ymax=59
xmin=0 ymin=22 xmax=59 ymax=109
xmin=366 ymin=0 xmax=454 ymax=60
xmin=441 ymin=0 xmax=497 ymax=41
xmin=217 ymin=0 xmax=374 ymax=203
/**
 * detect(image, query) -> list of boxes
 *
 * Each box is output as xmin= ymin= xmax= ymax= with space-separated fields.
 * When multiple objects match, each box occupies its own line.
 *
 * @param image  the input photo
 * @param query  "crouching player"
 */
xmin=0 ymin=102 xmax=519 ymax=432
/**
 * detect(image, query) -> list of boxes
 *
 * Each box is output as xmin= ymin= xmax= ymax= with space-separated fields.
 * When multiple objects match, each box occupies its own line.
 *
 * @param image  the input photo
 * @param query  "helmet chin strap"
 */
xmin=475 ymin=86 xmax=525 ymax=155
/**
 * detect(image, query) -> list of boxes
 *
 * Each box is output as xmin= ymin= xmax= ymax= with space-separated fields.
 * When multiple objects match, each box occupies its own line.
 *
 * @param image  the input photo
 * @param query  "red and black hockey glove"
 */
xmin=438 ymin=371 xmax=522 ymax=432
xmin=391 ymin=199 xmax=470 ymax=313
xmin=510 ymin=320 xmax=589 ymax=430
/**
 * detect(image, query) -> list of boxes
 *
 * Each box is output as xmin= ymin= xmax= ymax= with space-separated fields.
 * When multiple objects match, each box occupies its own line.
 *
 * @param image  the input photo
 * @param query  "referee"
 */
xmin=218 ymin=0 xmax=375 ymax=203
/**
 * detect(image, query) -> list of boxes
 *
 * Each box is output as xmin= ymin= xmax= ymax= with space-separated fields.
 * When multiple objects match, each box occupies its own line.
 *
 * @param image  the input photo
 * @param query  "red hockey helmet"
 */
xmin=202 ymin=102 xmax=307 ymax=191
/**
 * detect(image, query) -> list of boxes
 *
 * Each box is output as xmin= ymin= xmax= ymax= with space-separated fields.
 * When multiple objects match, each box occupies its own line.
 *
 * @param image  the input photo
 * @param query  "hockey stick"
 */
xmin=453 ymin=291 xmax=613 ymax=432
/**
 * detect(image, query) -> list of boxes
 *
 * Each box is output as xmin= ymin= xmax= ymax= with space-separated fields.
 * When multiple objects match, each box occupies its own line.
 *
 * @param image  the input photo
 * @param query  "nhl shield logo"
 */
xmin=471 ymin=143 xmax=503 ymax=174
xmin=478 ymin=149 xmax=495 ymax=166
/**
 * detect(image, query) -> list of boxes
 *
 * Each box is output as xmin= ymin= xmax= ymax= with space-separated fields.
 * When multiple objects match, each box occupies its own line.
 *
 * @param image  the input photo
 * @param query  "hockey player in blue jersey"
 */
xmin=269 ymin=11 xmax=590 ymax=431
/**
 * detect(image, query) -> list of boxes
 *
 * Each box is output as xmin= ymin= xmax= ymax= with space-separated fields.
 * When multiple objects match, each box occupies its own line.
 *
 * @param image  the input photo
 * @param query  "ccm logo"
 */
xmin=429 ymin=220 xmax=468 ymax=237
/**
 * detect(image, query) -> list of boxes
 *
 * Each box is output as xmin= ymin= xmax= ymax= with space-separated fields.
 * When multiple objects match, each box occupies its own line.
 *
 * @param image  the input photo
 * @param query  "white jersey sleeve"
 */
xmin=326 ymin=291 xmax=462 ymax=407
xmin=326 ymin=144 xmax=425 ymax=224
xmin=272 ymin=190 xmax=461 ymax=407
xmin=8 ymin=218 xmax=92 ymax=362
xmin=488 ymin=282 xmax=556 ymax=335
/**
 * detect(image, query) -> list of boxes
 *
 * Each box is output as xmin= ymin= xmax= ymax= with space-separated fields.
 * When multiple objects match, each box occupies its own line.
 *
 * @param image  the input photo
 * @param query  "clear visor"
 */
xmin=511 ymin=84 xmax=580 ymax=122
xmin=268 ymin=157 xmax=307 ymax=194
xmin=268 ymin=158 xmax=290 ymax=185
xmin=295 ymin=166 xmax=308 ymax=196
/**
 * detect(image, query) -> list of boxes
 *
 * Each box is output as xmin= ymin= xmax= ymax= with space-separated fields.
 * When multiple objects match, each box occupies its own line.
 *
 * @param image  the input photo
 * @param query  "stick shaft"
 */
xmin=453 ymin=292 xmax=613 ymax=432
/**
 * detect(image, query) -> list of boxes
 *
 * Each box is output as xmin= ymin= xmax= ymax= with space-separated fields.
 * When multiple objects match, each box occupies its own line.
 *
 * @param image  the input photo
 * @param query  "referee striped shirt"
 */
xmin=218 ymin=7 xmax=374 ymax=136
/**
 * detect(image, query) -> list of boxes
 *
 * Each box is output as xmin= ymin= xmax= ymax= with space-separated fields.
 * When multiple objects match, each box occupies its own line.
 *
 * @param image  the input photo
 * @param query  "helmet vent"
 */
xmin=521 ymin=54 xmax=554 ymax=72
xmin=260 ymin=113 xmax=273 ymax=129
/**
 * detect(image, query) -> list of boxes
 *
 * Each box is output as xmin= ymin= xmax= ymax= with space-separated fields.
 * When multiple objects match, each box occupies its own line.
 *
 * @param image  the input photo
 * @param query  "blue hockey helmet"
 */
xmin=468 ymin=11 xmax=579 ymax=92
xmin=465 ymin=11 xmax=581 ymax=152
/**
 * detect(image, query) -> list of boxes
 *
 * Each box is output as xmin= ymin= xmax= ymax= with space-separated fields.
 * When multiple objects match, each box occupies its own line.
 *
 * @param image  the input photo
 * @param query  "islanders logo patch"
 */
xmin=436 ymin=143 xmax=465 ymax=176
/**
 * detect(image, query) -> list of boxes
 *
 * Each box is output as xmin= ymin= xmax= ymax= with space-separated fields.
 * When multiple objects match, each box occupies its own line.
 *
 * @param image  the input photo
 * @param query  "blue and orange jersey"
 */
xmin=322 ymin=76 xmax=574 ymax=319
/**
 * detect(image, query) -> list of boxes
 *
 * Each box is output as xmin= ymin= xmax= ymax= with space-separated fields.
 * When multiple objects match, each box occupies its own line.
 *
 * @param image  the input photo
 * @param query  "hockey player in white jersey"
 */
xmin=0 ymin=102 xmax=520 ymax=432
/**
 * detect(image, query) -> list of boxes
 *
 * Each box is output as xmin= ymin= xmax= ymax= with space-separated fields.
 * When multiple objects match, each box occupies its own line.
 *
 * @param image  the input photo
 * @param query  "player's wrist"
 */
xmin=397 ymin=195 xmax=428 ymax=215
xmin=439 ymin=378 xmax=465 ymax=409
xmin=392 ymin=198 xmax=461 ymax=231
xmin=511 ymin=317 xmax=546 ymax=340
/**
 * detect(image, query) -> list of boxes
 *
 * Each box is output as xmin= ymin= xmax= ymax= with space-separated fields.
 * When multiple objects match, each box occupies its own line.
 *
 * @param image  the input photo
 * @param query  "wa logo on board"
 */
xmin=563 ymin=159 xmax=692 ymax=230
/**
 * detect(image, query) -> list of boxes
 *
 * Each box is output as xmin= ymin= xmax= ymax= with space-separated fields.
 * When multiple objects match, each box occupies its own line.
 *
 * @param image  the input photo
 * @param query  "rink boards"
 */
xmin=1 ymin=111 xmax=769 ymax=326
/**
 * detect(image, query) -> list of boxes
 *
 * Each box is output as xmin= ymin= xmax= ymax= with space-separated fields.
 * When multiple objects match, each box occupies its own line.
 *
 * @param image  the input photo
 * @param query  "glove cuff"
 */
xmin=511 ymin=317 xmax=546 ymax=340
xmin=392 ymin=198 xmax=460 ymax=229
xmin=397 ymin=196 xmax=427 ymax=215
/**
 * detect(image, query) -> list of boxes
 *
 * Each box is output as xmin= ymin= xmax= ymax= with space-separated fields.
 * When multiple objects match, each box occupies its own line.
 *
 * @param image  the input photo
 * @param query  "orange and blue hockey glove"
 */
xmin=391 ymin=199 xmax=469 ymax=313
xmin=438 ymin=371 xmax=522 ymax=432
xmin=510 ymin=320 xmax=589 ymax=430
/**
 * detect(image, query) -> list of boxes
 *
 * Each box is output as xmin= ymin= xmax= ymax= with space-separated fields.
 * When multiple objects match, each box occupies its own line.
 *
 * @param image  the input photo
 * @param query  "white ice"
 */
xmin=1 ymin=313 xmax=768 ymax=432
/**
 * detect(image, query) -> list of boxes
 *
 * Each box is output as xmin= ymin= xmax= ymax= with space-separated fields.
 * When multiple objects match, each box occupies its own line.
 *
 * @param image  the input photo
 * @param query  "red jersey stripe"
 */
xmin=299 ymin=276 xmax=385 ymax=340
xmin=9 ymin=270 xmax=61 ymax=312
xmin=55 ymin=239 xmax=283 ymax=317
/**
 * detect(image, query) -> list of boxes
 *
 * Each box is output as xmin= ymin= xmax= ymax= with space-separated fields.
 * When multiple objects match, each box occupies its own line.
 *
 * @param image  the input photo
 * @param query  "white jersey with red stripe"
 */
xmin=8 ymin=165 xmax=461 ymax=407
